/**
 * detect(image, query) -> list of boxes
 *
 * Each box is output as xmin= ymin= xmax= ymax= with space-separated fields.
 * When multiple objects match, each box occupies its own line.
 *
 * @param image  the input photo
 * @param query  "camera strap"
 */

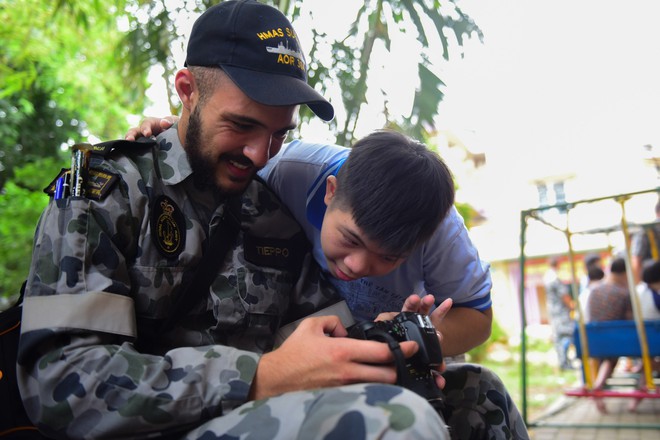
xmin=381 ymin=334 xmax=409 ymax=386
xmin=366 ymin=327 xmax=445 ymax=412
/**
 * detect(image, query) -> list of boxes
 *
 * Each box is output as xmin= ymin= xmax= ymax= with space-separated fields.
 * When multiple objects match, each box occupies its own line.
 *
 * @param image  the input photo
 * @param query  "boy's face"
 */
xmin=319 ymin=176 xmax=407 ymax=281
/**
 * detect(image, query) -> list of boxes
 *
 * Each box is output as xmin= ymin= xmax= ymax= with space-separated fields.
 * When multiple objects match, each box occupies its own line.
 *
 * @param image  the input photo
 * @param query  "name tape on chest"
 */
xmin=243 ymin=233 xmax=306 ymax=272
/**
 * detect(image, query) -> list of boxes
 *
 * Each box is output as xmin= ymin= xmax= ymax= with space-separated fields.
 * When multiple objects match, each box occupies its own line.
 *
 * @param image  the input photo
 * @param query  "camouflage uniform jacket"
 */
xmin=17 ymin=128 xmax=338 ymax=439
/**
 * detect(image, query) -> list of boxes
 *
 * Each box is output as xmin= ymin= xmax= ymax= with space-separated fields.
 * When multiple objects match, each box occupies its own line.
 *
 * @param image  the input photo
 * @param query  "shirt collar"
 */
xmin=155 ymin=126 xmax=193 ymax=186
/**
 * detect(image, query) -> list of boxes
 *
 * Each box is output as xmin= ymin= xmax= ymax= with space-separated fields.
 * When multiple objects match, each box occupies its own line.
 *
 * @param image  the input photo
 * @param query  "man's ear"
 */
xmin=174 ymin=69 xmax=196 ymax=111
xmin=324 ymin=175 xmax=337 ymax=207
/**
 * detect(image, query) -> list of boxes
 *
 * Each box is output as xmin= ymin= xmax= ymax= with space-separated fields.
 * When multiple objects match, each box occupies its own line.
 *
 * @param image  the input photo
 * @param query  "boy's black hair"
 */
xmin=332 ymin=130 xmax=455 ymax=256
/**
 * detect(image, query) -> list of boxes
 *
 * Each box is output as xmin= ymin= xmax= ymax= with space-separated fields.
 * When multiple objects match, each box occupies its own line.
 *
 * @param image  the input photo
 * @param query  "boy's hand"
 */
xmin=125 ymin=116 xmax=178 ymax=140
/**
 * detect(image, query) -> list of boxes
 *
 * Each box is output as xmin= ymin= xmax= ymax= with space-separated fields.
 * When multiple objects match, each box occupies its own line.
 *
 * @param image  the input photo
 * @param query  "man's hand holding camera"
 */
xmin=254 ymin=298 xmax=451 ymax=404
xmin=249 ymin=315 xmax=422 ymax=401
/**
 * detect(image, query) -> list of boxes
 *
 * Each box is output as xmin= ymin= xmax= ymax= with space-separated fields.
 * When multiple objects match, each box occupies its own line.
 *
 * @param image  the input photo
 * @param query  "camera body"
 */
xmin=348 ymin=312 xmax=443 ymax=402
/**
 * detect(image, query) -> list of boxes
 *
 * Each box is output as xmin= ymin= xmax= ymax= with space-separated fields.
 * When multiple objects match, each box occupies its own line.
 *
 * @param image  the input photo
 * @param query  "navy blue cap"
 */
xmin=185 ymin=0 xmax=334 ymax=121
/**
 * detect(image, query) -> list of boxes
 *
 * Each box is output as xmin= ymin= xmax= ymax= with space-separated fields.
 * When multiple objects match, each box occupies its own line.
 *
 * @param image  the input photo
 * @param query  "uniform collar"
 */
xmin=305 ymin=157 xmax=347 ymax=230
xmin=156 ymin=126 xmax=193 ymax=186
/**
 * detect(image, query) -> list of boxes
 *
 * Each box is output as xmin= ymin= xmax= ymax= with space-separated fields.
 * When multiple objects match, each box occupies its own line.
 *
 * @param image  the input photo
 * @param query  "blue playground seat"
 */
xmin=574 ymin=320 xmax=660 ymax=358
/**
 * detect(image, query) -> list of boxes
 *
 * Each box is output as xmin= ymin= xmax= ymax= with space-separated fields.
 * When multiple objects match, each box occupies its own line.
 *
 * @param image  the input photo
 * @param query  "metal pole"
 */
xmin=519 ymin=210 xmax=529 ymax=424
xmin=564 ymin=212 xmax=594 ymax=388
xmin=616 ymin=196 xmax=656 ymax=392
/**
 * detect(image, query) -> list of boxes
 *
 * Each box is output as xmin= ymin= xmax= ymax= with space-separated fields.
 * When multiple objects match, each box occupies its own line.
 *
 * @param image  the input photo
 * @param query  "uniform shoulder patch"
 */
xmin=85 ymin=168 xmax=119 ymax=200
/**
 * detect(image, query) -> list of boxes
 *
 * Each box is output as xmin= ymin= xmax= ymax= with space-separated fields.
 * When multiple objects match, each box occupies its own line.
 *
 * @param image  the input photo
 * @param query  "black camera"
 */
xmin=348 ymin=312 xmax=443 ymax=403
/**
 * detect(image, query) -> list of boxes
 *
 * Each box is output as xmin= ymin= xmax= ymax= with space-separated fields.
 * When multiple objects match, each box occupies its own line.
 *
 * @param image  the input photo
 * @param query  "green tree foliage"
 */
xmin=0 ymin=0 xmax=150 ymax=188
xmin=0 ymin=158 xmax=63 ymax=302
xmin=0 ymin=0 xmax=151 ymax=299
xmin=116 ymin=1 xmax=482 ymax=146
xmin=119 ymin=0 xmax=217 ymax=115
xmin=1 ymin=0 xmax=481 ymax=180
xmin=287 ymin=0 xmax=483 ymax=146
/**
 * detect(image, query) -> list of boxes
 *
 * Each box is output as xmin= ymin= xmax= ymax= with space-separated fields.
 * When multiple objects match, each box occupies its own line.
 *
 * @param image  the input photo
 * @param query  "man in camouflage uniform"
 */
xmin=17 ymin=1 xmax=449 ymax=439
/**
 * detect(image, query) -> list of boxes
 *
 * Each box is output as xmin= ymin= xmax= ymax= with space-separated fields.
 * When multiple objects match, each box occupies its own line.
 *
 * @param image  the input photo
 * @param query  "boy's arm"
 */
xmin=432 ymin=306 xmax=492 ymax=356
xmin=420 ymin=207 xmax=493 ymax=355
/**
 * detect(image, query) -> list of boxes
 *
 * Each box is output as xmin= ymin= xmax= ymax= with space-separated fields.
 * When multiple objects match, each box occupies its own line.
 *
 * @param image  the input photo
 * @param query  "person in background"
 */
xmin=576 ymin=263 xmax=606 ymax=389
xmin=639 ymin=259 xmax=660 ymax=320
xmin=631 ymin=198 xmax=660 ymax=284
xmin=544 ymin=256 xmax=575 ymax=370
xmin=579 ymin=253 xmax=603 ymax=293
xmin=587 ymin=257 xmax=633 ymax=413
xmin=578 ymin=263 xmax=605 ymax=323
xmin=627 ymin=259 xmax=660 ymax=411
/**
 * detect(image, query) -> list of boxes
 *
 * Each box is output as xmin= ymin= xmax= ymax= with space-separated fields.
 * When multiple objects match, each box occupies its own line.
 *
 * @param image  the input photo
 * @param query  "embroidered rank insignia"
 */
xmin=151 ymin=195 xmax=186 ymax=258
xmin=84 ymin=168 xmax=119 ymax=200
xmin=43 ymin=168 xmax=69 ymax=196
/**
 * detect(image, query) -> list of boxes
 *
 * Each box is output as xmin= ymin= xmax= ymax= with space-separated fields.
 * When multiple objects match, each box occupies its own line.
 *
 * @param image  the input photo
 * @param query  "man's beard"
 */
xmin=184 ymin=105 xmax=247 ymax=196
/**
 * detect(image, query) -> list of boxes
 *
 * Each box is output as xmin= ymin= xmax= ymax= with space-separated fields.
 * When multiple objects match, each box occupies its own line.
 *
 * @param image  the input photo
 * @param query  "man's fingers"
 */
xmin=296 ymin=314 xmax=347 ymax=338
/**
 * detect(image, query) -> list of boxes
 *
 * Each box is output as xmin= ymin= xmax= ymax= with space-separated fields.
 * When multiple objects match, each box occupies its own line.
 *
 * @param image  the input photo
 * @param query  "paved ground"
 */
xmin=527 ymin=395 xmax=660 ymax=439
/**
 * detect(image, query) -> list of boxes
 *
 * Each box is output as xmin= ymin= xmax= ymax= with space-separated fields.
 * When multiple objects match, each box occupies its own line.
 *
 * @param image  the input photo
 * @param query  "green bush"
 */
xmin=466 ymin=317 xmax=509 ymax=363
xmin=0 ymin=158 xmax=64 ymax=303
